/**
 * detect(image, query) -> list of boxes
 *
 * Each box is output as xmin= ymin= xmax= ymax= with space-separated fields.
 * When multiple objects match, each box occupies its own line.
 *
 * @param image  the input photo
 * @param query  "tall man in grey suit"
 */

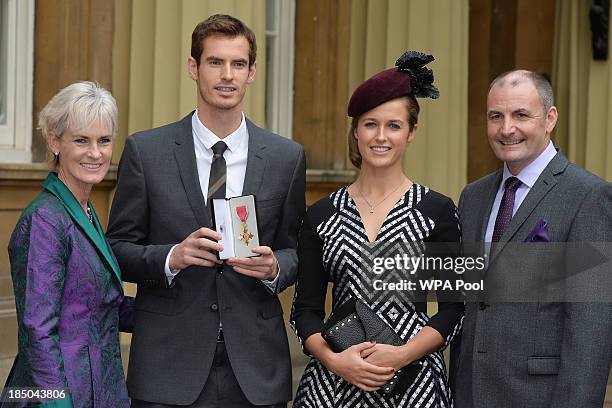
xmin=107 ymin=14 xmax=306 ymax=407
xmin=452 ymin=70 xmax=611 ymax=407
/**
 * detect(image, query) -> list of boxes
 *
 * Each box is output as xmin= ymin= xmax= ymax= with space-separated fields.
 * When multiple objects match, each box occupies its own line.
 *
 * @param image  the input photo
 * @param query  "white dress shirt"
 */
xmin=164 ymin=112 xmax=278 ymax=290
xmin=192 ymin=111 xmax=249 ymax=203
xmin=484 ymin=141 xmax=558 ymax=254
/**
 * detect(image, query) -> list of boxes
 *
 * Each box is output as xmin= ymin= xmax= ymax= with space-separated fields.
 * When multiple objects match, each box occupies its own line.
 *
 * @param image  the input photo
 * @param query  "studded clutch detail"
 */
xmin=322 ymin=298 xmax=423 ymax=396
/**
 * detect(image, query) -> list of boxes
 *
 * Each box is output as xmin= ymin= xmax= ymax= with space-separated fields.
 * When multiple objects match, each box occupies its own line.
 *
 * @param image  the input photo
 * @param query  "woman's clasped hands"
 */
xmin=323 ymin=341 xmax=410 ymax=392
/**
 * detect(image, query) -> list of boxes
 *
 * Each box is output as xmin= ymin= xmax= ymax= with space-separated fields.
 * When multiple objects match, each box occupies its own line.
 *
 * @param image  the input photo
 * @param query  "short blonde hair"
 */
xmin=40 ymin=80 xmax=116 ymax=139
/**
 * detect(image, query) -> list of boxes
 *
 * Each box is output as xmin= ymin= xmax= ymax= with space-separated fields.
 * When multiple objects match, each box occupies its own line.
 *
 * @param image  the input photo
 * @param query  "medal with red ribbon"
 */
xmin=235 ymin=205 xmax=254 ymax=245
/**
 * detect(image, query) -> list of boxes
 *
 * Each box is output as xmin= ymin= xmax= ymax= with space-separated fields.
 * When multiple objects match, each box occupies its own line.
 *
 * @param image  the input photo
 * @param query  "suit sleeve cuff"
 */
xmin=261 ymin=265 xmax=280 ymax=294
xmin=164 ymin=244 xmax=181 ymax=285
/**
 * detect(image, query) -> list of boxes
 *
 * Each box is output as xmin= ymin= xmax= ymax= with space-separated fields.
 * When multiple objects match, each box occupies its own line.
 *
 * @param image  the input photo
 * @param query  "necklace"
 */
xmin=86 ymin=205 xmax=93 ymax=223
xmin=355 ymin=179 xmax=406 ymax=214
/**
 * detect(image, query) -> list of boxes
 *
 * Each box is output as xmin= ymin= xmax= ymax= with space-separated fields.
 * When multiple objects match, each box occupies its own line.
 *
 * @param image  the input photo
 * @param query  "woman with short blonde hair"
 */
xmin=4 ymin=81 xmax=132 ymax=407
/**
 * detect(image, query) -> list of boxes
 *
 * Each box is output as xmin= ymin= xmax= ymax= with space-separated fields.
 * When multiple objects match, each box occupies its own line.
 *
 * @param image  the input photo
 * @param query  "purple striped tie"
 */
xmin=492 ymin=176 xmax=522 ymax=242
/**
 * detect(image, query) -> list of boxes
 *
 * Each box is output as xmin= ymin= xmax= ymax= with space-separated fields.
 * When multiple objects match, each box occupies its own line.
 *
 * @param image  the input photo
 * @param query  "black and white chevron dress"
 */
xmin=290 ymin=185 xmax=463 ymax=408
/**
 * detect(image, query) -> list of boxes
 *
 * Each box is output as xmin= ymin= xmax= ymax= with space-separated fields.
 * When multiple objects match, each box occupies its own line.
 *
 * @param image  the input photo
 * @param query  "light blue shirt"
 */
xmin=484 ymin=141 xmax=558 ymax=252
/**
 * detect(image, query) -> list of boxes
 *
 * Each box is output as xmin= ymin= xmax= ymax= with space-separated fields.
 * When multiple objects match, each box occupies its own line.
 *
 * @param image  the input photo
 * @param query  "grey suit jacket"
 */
xmin=107 ymin=112 xmax=306 ymax=405
xmin=452 ymin=151 xmax=612 ymax=408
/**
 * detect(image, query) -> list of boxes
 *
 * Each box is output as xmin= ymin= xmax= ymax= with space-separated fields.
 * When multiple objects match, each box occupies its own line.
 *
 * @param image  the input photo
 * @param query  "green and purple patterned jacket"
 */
xmin=5 ymin=172 xmax=133 ymax=407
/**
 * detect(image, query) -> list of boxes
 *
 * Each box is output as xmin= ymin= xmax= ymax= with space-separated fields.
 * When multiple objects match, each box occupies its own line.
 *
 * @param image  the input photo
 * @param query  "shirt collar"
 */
xmin=192 ymin=111 xmax=247 ymax=153
xmin=502 ymin=141 xmax=557 ymax=188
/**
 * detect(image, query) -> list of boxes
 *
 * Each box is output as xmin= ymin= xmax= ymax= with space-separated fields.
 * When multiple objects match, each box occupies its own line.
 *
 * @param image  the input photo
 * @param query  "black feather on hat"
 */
xmin=395 ymin=51 xmax=439 ymax=99
xmin=347 ymin=50 xmax=439 ymax=117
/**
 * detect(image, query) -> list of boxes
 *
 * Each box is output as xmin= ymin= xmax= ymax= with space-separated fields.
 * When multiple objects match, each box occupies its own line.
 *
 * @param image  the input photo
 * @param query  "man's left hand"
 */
xmin=227 ymin=246 xmax=278 ymax=280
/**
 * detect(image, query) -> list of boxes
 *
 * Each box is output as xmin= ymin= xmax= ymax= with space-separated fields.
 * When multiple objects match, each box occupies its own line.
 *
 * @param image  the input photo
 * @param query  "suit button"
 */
xmin=216 ymin=266 xmax=223 ymax=275
xmin=210 ymin=303 xmax=218 ymax=311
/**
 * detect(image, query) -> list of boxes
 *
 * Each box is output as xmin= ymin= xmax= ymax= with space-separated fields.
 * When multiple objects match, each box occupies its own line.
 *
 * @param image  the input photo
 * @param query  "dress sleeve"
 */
xmin=424 ymin=197 xmax=465 ymax=347
xmin=17 ymin=210 xmax=75 ymax=406
xmin=289 ymin=202 xmax=331 ymax=351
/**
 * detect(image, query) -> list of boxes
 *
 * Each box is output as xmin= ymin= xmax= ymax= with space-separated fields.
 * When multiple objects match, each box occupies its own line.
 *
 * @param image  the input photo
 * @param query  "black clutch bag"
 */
xmin=322 ymin=298 xmax=423 ymax=396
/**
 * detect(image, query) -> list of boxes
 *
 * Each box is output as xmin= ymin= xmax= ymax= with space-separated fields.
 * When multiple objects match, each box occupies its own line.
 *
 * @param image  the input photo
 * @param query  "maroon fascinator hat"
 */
xmin=347 ymin=51 xmax=440 ymax=118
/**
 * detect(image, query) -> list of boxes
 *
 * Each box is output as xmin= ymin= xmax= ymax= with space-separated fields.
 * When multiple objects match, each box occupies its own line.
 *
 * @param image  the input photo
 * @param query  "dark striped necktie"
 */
xmin=207 ymin=141 xmax=228 ymax=210
xmin=208 ymin=141 xmax=227 ymax=337
xmin=492 ymin=176 xmax=522 ymax=242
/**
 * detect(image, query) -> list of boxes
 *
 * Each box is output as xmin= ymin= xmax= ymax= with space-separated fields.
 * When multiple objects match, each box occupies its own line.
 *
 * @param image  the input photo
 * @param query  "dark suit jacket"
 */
xmin=107 ymin=113 xmax=306 ymax=405
xmin=452 ymin=152 xmax=612 ymax=408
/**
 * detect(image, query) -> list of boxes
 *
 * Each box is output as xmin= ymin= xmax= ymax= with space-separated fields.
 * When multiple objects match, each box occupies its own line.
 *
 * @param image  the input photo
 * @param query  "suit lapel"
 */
xmin=174 ymin=112 xmax=211 ymax=228
xmin=43 ymin=173 xmax=123 ymax=289
xmin=89 ymin=204 xmax=123 ymax=287
xmin=479 ymin=171 xmax=503 ymax=250
xmin=490 ymin=152 xmax=568 ymax=260
xmin=242 ymin=119 xmax=267 ymax=197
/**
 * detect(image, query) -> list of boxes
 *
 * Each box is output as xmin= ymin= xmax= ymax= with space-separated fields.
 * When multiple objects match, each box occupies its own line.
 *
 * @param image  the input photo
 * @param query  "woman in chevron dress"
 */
xmin=290 ymin=51 xmax=464 ymax=408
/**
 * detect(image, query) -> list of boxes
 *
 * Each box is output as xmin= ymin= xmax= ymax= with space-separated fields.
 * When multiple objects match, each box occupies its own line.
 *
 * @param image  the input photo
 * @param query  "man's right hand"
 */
xmin=169 ymin=227 xmax=223 ymax=270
